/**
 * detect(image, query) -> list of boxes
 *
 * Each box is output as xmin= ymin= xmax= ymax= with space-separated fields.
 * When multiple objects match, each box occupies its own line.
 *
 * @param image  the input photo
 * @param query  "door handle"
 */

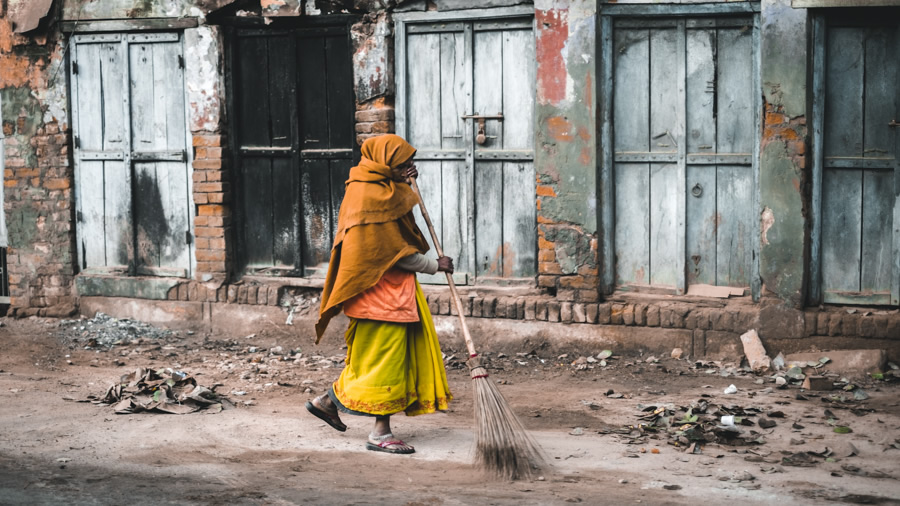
xmin=461 ymin=114 xmax=503 ymax=145
xmin=889 ymin=119 xmax=900 ymax=128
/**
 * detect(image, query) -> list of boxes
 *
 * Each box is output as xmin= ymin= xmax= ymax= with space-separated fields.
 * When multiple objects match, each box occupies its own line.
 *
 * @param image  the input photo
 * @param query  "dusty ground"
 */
xmin=1 ymin=315 xmax=899 ymax=505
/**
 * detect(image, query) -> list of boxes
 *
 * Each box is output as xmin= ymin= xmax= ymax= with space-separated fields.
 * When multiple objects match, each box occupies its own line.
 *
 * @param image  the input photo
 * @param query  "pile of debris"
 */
xmin=90 ymin=367 xmax=232 ymax=414
xmin=58 ymin=313 xmax=177 ymax=349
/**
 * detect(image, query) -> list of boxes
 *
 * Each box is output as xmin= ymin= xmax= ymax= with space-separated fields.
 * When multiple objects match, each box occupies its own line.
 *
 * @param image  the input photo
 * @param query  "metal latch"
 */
xmin=461 ymin=114 xmax=503 ymax=145
xmin=889 ymin=119 xmax=900 ymax=128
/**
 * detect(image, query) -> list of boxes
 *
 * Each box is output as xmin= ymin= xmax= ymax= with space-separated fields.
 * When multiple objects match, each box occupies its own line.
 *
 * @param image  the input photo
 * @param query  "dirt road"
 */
xmin=1 ymin=316 xmax=898 ymax=505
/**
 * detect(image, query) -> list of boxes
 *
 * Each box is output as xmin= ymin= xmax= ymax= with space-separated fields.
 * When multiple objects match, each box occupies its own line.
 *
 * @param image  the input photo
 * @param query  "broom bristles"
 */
xmin=470 ymin=366 xmax=546 ymax=480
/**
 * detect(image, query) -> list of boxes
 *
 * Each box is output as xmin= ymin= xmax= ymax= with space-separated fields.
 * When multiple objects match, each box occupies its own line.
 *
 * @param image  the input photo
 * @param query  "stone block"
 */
xmin=858 ymin=316 xmax=877 ymax=338
xmin=712 ymin=311 xmax=733 ymax=332
xmin=495 ymin=298 xmax=508 ymax=318
xmin=207 ymin=287 xmax=219 ymax=302
xmin=227 ymin=285 xmax=238 ymax=303
xmin=842 ymin=313 xmax=860 ymax=337
xmin=536 ymin=300 xmax=548 ymax=321
xmin=472 ymin=297 xmax=483 ymax=317
xmin=873 ymin=314 xmax=889 ymax=338
xmin=646 ymin=305 xmax=660 ymax=327
xmin=828 ymin=314 xmax=842 ymax=336
xmin=247 ymin=286 xmax=258 ymax=305
xmin=268 ymin=287 xmax=280 ymax=306
xmin=439 ymin=294 xmax=451 ymax=315
xmin=573 ymin=303 xmax=586 ymax=323
xmin=237 ymin=285 xmax=248 ymax=304
xmin=610 ymin=304 xmax=624 ymax=325
xmin=560 ymin=302 xmax=573 ymax=323
xmin=483 ymin=296 xmax=497 ymax=318
xmin=523 ymin=298 xmax=536 ymax=320
xmin=597 ymin=303 xmax=611 ymax=324
xmin=548 ymin=301 xmax=561 ymax=323
xmin=585 ymin=303 xmax=598 ymax=324
xmin=887 ymin=316 xmax=900 ymax=339
xmin=622 ymin=304 xmax=634 ymax=325
xmin=517 ymin=298 xmax=526 ymax=320
xmin=428 ymin=295 xmax=440 ymax=316
xmin=786 ymin=349 xmax=887 ymax=376
xmin=634 ymin=304 xmax=647 ymax=326
xmin=256 ymin=286 xmax=268 ymax=305
xmin=816 ymin=312 xmax=829 ymax=336
xmin=178 ymin=284 xmax=189 ymax=302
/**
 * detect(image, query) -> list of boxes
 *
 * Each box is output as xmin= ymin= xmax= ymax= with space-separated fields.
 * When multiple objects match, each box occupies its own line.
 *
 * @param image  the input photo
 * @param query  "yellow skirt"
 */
xmin=332 ymin=281 xmax=452 ymax=416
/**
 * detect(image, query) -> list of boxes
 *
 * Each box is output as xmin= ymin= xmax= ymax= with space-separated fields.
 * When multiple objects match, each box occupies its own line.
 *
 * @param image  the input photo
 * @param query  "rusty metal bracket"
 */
xmin=889 ymin=119 xmax=900 ymax=128
xmin=461 ymin=114 xmax=504 ymax=145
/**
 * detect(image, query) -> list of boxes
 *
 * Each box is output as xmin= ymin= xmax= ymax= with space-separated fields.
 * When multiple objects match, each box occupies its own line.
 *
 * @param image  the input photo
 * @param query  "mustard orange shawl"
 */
xmin=315 ymin=134 xmax=430 ymax=342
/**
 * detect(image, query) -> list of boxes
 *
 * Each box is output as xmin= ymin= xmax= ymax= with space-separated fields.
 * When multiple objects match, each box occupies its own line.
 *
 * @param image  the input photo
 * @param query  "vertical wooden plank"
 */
xmin=674 ymin=20 xmax=687 ymax=293
xmin=648 ymin=26 xmax=681 ymax=288
xmin=613 ymin=28 xmax=650 ymax=152
xmin=503 ymin=161 xmax=536 ymax=277
xmin=76 ymin=43 xmax=104 ymax=152
xmin=685 ymin=27 xmax=716 ymax=286
xmin=650 ymin=27 xmax=679 ymax=155
xmin=407 ymin=33 xmax=441 ymax=149
xmin=475 ymin=161 xmax=503 ymax=277
xmin=716 ymin=25 xmax=754 ymax=154
xmin=413 ymin=160 xmax=443 ymax=263
xmin=600 ymin=15 xmax=615 ymax=293
xmin=750 ymin=13 xmax=762 ymax=301
xmin=463 ymin=23 xmax=476 ymax=278
xmin=79 ymin=161 xmax=108 ymax=267
xmin=129 ymin=42 xmax=160 ymax=271
xmin=824 ymin=27 xmax=864 ymax=158
xmin=864 ymin=26 xmax=898 ymax=161
xmin=131 ymin=162 xmax=160 ymax=269
xmin=614 ymin=163 xmax=650 ymax=285
xmin=474 ymin=30 xmax=503 ymax=146
xmin=100 ymin=42 xmax=126 ymax=151
xmin=298 ymin=36 xmax=328 ymax=150
xmin=441 ymin=159 xmax=466 ymax=270
xmin=861 ymin=170 xmax=892 ymax=292
xmin=237 ymin=36 xmax=272 ymax=147
xmin=893 ymin=23 xmax=900 ymax=306
xmin=300 ymin=158 xmax=329 ymax=269
xmin=502 ymin=28 xmax=535 ymax=150
xmin=649 ymin=163 xmax=680 ymax=287
xmin=716 ymin=165 xmax=753 ymax=286
xmin=822 ymin=169 xmax=862 ymax=292
xmin=440 ymin=31 xmax=467 ymax=151
xmin=156 ymin=41 xmax=189 ymax=272
xmin=129 ymin=43 xmax=155 ymax=148
xmin=685 ymin=28 xmax=715 ymax=154
xmin=686 ymin=165 xmax=716 ymax=285
xmin=329 ymin=158 xmax=351 ymax=241
xmin=810 ymin=16 xmax=826 ymax=304
xmin=324 ymin=34 xmax=354 ymax=149
xmin=241 ymin=157 xmax=274 ymax=267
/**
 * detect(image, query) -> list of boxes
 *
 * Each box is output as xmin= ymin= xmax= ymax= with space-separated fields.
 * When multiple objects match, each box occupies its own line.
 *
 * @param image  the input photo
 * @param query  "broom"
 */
xmin=410 ymin=177 xmax=546 ymax=480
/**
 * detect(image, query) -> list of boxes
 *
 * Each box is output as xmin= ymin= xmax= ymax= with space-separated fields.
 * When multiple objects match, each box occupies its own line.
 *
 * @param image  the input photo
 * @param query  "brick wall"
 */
xmin=191 ymin=133 xmax=232 ymax=280
xmin=355 ymin=97 xmax=395 ymax=146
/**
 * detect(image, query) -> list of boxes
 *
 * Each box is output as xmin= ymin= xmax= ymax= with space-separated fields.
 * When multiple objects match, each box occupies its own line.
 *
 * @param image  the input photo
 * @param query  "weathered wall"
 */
xmin=757 ymin=0 xmax=810 ymax=335
xmin=533 ymin=0 xmax=599 ymax=303
xmin=60 ymin=0 xmax=238 ymax=20
xmin=1 ymin=1 xmax=76 ymax=316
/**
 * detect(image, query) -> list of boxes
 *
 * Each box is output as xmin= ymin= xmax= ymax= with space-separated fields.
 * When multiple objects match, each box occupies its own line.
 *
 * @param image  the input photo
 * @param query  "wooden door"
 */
xmin=812 ymin=15 xmax=900 ymax=306
xmin=607 ymin=17 xmax=758 ymax=294
xmin=397 ymin=14 xmax=536 ymax=284
xmin=231 ymin=27 xmax=354 ymax=277
xmin=71 ymin=33 xmax=192 ymax=277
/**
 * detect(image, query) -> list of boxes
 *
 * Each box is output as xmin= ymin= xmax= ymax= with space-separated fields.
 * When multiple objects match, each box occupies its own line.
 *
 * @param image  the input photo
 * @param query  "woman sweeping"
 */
xmin=307 ymin=134 xmax=454 ymax=455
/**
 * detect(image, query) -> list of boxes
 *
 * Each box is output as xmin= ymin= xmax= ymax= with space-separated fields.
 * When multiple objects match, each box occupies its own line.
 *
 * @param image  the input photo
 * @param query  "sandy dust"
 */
xmin=1 ymin=316 xmax=899 ymax=505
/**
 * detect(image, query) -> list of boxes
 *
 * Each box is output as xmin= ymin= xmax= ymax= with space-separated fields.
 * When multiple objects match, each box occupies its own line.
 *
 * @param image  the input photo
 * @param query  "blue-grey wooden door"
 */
xmin=71 ymin=33 xmax=192 ymax=278
xmin=607 ymin=17 xmax=758 ymax=295
xmin=812 ymin=16 xmax=900 ymax=306
xmin=396 ymin=13 xmax=536 ymax=285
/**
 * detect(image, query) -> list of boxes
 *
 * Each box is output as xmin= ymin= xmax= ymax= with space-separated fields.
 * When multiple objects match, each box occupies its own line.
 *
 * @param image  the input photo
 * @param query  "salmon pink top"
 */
xmin=342 ymin=267 xmax=419 ymax=322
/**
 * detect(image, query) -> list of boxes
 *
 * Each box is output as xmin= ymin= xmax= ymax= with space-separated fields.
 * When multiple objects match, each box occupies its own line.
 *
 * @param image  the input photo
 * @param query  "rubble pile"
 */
xmin=57 ymin=313 xmax=177 ymax=349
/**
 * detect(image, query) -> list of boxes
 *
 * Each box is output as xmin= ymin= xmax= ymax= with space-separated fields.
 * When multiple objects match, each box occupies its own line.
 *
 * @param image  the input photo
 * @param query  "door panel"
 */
xmin=71 ymin=34 xmax=191 ymax=278
xmin=610 ymin=17 xmax=756 ymax=292
xmin=232 ymin=28 xmax=354 ymax=277
xmin=817 ymin=19 xmax=899 ymax=305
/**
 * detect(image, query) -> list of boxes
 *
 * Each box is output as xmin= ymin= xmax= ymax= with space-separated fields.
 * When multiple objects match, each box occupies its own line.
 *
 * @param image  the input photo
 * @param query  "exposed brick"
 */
xmin=634 ymin=304 xmax=647 ymax=326
xmin=217 ymin=286 xmax=228 ymax=302
xmin=516 ymin=298 xmax=526 ymax=320
xmin=495 ymin=298 xmax=508 ymax=318
xmin=873 ymin=315 xmax=889 ymax=338
xmin=557 ymin=289 xmax=575 ymax=302
xmin=646 ymin=305 xmax=660 ymax=327
xmin=597 ymin=303 xmax=611 ymax=324
xmin=538 ymin=275 xmax=557 ymax=288
xmin=560 ymin=302 xmax=573 ymax=323
xmin=207 ymin=193 xmax=227 ymax=204
xmin=858 ymin=316 xmax=877 ymax=338
xmin=43 ymin=178 xmax=70 ymax=190
xmin=268 ymin=286 xmax=280 ymax=306
xmin=227 ymin=285 xmax=238 ymax=303
xmin=577 ymin=290 xmax=599 ymax=302
xmin=192 ymin=159 xmax=222 ymax=170
xmin=559 ymin=275 xmax=585 ymax=289
xmin=194 ymin=182 xmax=228 ymax=193
xmin=196 ymin=249 xmax=226 ymax=262
xmin=428 ymin=295 xmax=440 ymax=316
xmin=585 ymin=303 xmax=598 ymax=324
xmin=188 ymin=282 xmax=202 ymax=301
xmin=483 ymin=296 xmax=497 ymax=318
xmin=257 ymin=286 xmax=268 ymax=305
xmin=355 ymin=121 xmax=392 ymax=134
xmin=538 ymin=249 xmax=556 ymax=262
xmin=194 ymin=147 xmax=208 ymax=159
xmin=245 ymin=285 xmax=257 ymax=305
xmin=804 ymin=311 xmax=818 ymax=336
xmin=355 ymin=109 xmax=394 ymax=122
xmin=472 ymin=297 xmax=483 ymax=317
xmin=178 ymin=283 xmax=189 ymax=301
xmin=887 ymin=317 xmax=900 ymax=339
xmin=206 ymin=147 xmax=223 ymax=159
xmin=439 ymin=293 xmax=451 ymax=315
xmin=548 ymin=301 xmax=561 ymax=323
xmin=193 ymin=134 xmax=222 ymax=147
xmin=573 ymin=303 xmax=586 ymax=323
xmin=167 ymin=286 xmax=178 ymax=301
xmin=712 ymin=311 xmax=733 ymax=332
xmin=622 ymin=304 xmax=634 ymax=325
xmin=828 ymin=314 xmax=842 ymax=336
xmin=237 ymin=285 xmax=249 ymax=304
xmin=197 ymin=205 xmax=229 ymax=217
xmin=842 ymin=313 xmax=860 ymax=337
xmin=524 ymin=298 xmax=536 ymax=320
xmin=533 ymin=299 xmax=546 ymax=320
xmin=610 ymin=304 xmax=624 ymax=325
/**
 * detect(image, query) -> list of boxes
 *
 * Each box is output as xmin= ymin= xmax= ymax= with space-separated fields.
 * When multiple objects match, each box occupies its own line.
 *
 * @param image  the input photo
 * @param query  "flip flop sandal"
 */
xmin=366 ymin=434 xmax=415 ymax=455
xmin=305 ymin=400 xmax=347 ymax=432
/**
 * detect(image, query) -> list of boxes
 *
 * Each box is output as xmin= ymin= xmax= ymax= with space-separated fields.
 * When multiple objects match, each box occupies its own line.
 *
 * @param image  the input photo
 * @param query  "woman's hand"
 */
xmin=437 ymin=256 xmax=454 ymax=273
xmin=405 ymin=164 xmax=418 ymax=180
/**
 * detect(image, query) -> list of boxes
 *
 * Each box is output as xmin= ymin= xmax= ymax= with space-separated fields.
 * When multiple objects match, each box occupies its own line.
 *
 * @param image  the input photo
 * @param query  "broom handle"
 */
xmin=409 ymin=177 xmax=479 ymax=358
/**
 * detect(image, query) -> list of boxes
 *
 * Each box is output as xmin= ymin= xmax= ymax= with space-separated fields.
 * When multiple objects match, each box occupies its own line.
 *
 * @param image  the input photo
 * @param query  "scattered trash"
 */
xmin=89 ymin=367 xmax=232 ymax=414
xmin=724 ymin=384 xmax=738 ymax=394
xmin=671 ymin=348 xmax=683 ymax=359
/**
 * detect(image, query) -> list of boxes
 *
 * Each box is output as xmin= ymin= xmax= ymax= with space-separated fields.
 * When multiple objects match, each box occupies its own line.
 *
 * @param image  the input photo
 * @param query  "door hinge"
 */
xmin=74 ymin=136 xmax=80 ymax=149
xmin=76 ymin=210 xmax=83 ymax=222
xmin=177 ymin=55 xmax=184 ymax=69
xmin=72 ymin=61 xmax=79 ymax=75
xmin=185 ymin=231 xmax=193 ymax=245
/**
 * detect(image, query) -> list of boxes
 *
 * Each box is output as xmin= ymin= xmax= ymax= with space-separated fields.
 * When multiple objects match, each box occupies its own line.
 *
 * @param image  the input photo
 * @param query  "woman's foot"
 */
xmin=366 ymin=432 xmax=415 ymax=454
xmin=305 ymin=394 xmax=347 ymax=432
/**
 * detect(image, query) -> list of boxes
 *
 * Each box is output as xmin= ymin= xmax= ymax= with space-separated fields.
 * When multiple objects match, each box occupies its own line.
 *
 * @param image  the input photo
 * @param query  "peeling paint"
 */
xmin=185 ymin=26 xmax=224 ymax=133
xmin=760 ymin=207 xmax=774 ymax=246
xmin=352 ymin=14 xmax=392 ymax=103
